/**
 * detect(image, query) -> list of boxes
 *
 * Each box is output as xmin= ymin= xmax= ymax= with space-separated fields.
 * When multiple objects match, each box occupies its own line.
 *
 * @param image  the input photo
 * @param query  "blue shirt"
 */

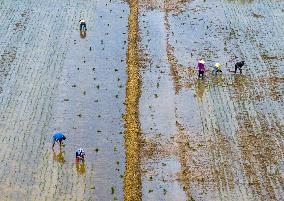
xmin=53 ymin=132 xmax=66 ymax=141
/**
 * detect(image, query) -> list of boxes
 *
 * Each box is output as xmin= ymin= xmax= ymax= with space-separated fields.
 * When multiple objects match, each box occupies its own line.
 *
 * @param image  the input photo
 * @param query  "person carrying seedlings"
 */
xmin=212 ymin=63 xmax=222 ymax=75
xmin=52 ymin=132 xmax=66 ymax=148
xmin=197 ymin=59 xmax=205 ymax=79
xmin=76 ymin=148 xmax=85 ymax=163
xmin=79 ymin=19 xmax=87 ymax=31
xmin=235 ymin=61 xmax=245 ymax=74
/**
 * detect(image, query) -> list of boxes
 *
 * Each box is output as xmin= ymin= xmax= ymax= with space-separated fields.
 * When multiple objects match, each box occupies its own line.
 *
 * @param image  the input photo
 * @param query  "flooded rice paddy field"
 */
xmin=0 ymin=0 xmax=283 ymax=200
xmin=0 ymin=0 xmax=128 ymax=200
xmin=138 ymin=0 xmax=283 ymax=201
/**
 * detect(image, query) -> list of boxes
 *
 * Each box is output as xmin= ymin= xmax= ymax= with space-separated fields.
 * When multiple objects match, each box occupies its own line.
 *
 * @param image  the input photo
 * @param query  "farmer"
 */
xmin=76 ymin=148 xmax=85 ymax=163
xmin=52 ymin=132 xmax=66 ymax=148
xmin=212 ymin=63 xmax=222 ymax=75
xmin=79 ymin=19 xmax=87 ymax=31
xmin=235 ymin=61 xmax=245 ymax=74
xmin=197 ymin=59 xmax=205 ymax=79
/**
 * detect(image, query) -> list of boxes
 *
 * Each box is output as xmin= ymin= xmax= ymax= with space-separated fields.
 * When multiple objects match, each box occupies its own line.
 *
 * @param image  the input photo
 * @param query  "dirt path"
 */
xmin=137 ymin=0 xmax=284 ymax=200
xmin=0 ymin=0 xmax=129 ymax=200
xmin=123 ymin=0 xmax=142 ymax=200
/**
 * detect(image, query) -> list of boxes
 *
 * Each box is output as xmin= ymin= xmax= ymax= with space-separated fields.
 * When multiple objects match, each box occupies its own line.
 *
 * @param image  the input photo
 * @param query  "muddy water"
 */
xmin=138 ymin=0 xmax=284 ymax=201
xmin=0 ymin=0 xmax=129 ymax=200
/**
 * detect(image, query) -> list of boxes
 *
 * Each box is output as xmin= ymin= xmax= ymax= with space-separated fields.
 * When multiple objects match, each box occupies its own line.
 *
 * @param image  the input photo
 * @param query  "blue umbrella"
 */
xmin=53 ymin=132 xmax=66 ymax=141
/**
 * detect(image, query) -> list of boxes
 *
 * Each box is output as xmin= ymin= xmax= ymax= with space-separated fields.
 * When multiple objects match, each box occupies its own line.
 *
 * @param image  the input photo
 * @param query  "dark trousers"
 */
xmin=198 ymin=70 xmax=204 ymax=79
xmin=80 ymin=23 xmax=86 ymax=31
xmin=212 ymin=68 xmax=222 ymax=75
xmin=52 ymin=139 xmax=62 ymax=147
xmin=235 ymin=66 xmax=242 ymax=74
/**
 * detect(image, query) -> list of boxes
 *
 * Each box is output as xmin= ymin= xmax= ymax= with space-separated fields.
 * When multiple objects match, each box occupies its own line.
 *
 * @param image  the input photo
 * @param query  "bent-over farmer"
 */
xmin=197 ymin=59 xmax=206 ymax=79
xmin=52 ymin=132 xmax=66 ymax=148
xmin=79 ymin=19 xmax=87 ymax=31
xmin=76 ymin=148 xmax=85 ymax=162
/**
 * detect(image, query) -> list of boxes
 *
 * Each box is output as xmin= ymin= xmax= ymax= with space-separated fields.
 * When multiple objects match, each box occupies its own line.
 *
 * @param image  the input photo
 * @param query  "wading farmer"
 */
xmin=79 ymin=19 xmax=87 ymax=31
xmin=52 ymin=132 xmax=66 ymax=148
xmin=76 ymin=148 xmax=85 ymax=163
xmin=197 ymin=59 xmax=205 ymax=79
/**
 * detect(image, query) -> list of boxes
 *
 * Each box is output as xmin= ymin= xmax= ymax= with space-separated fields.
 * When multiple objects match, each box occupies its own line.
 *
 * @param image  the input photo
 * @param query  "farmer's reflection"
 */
xmin=52 ymin=147 xmax=66 ymax=164
xmin=76 ymin=162 xmax=86 ymax=174
xmin=195 ymin=80 xmax=206 ymax=101
xmin=80 ymin=30 xmax=86 ymax=39
xmin=211 ymin=75 xmax=224 ymax=86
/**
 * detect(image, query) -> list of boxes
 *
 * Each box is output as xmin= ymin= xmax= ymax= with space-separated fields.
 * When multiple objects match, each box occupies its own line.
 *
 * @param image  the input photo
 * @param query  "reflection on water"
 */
xmin=80 ymin=30 xmax=86 ymax=39
xmin=52 ymin=147 xmax=66 ymax=164
xmin=210 ymin=75 xmax=224 ymax=86
xmin=76 ymin=162 xmax=86 ymax=174
xmin=195 ymin=80 xmax=206 ymax=102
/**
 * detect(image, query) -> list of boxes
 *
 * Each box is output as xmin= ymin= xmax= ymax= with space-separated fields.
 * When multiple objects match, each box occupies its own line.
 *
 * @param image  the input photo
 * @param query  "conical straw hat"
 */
xmin=215 ymin=63 xmax=221 ymax=67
